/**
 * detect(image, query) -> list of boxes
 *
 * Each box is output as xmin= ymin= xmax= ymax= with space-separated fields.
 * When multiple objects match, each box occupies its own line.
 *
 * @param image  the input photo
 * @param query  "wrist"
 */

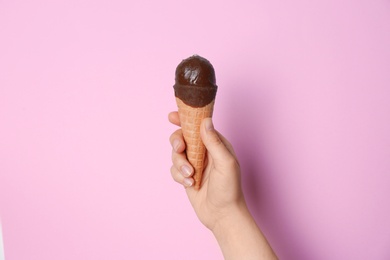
xmin=211 ymin=200 xmax=251 ymax=237
xmin=211 ymin=200 xmax=277 ymax=260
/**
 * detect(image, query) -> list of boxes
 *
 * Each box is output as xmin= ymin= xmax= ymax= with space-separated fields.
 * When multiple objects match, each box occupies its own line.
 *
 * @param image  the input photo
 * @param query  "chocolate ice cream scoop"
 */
xmin=173 ymin=55 xmax=218 ymax=107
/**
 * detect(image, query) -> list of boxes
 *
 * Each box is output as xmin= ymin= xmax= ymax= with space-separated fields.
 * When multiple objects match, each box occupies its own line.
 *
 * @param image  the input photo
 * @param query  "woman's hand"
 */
xmin=169 ymin=111 xmax=278 ymax=259
xmin=169 ymin=111 xmax=245 ymax=231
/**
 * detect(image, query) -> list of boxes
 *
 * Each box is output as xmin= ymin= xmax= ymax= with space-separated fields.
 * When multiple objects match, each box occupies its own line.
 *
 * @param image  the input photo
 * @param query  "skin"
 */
xmin=169 ymin=112 xmax=278 ymax=260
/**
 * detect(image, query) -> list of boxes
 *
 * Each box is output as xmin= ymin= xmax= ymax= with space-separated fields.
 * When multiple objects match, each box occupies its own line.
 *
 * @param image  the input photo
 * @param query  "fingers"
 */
xmin=169 ymin=113 xmax=237 ymax=187
xmin=171 ymin=165 xmax=194 ymax=187
xmin=169 ymin=128 xmax=194 ymax=187
xmin=169 ymin=128 xmax=186 ymax=153
xmin=168 ymin=111 xmax=180 ymax=126
xmin=171 ymin=148 xmax=193 ymax=178
xmin=200 ymin=118 xmax=237 ymax=168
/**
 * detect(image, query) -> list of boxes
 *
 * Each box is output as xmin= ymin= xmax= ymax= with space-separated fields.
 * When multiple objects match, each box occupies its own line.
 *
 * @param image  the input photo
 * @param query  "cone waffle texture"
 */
xmin=176 ymin=98 xmax=215 ymax=189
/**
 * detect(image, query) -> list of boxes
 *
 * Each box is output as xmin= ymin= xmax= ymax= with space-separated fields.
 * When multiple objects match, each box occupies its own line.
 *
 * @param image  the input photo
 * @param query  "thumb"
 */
xmin=201 ymin=118 xmax=233 ymax=166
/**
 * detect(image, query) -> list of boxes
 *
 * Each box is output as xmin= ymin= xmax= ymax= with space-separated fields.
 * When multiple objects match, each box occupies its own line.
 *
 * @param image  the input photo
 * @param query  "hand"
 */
xmin=168 ymin=111 xmax=245 ymax=231
xmin=169 ymin=111 xmax=278 ymax=259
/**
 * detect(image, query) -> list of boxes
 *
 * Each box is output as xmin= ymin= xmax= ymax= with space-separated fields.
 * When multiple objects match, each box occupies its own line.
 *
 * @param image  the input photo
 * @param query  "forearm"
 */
xmin=212 ymin=203 xmax=278 ymax=260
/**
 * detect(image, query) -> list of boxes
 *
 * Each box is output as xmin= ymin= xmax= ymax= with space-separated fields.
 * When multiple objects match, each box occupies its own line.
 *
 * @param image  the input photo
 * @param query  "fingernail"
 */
xmin=181 ymin=165 xmax=192 ymax=177
xmin=183 ymin=178 xmax=193 ymax=187
xmin=204 ymin=118 xmax=214 ymax=131
xmin=173 ymin=139 xmax=180 ymax=151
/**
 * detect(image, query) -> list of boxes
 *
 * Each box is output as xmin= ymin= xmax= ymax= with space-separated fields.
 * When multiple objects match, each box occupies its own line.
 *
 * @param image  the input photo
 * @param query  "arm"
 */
xmin=212 ymin=203 xmax=277 ymax=260
xmin=169 ymin=112 xmax=277 ymax=259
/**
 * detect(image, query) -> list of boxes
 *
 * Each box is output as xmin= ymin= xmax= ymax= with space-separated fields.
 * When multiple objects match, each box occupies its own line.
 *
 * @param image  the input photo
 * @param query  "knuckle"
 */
xmin=226 ymin=156 xmax=239 ymax=168
xmin=170 ymin=166 xmax=180 ymax=182
xmin=171 ymin=151 xmax=181 ymax=165
xmin=170 ymin=165 xmax=176 ymax=176
xmin=169 ymin=129 xmax=182 ymax=144
xmin=209 ymin=133 xmax=223 ymax=146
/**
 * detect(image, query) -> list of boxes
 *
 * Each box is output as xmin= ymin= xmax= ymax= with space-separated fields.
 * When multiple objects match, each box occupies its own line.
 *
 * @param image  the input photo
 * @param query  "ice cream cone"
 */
xmin=176 ymin=98 xmax=215 ymax=189
xmin=173 ymin=55 xmax=218 ymax=190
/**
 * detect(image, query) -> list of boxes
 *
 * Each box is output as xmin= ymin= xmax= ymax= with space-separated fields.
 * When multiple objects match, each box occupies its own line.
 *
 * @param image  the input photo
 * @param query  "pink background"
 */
xmin=1 ymin=0 xmax=390 ymax=259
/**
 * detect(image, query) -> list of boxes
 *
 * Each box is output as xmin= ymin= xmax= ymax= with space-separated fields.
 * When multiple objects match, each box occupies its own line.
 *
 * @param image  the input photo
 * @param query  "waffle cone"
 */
xmin=176 ymin=97 xmax=215 ymax=190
